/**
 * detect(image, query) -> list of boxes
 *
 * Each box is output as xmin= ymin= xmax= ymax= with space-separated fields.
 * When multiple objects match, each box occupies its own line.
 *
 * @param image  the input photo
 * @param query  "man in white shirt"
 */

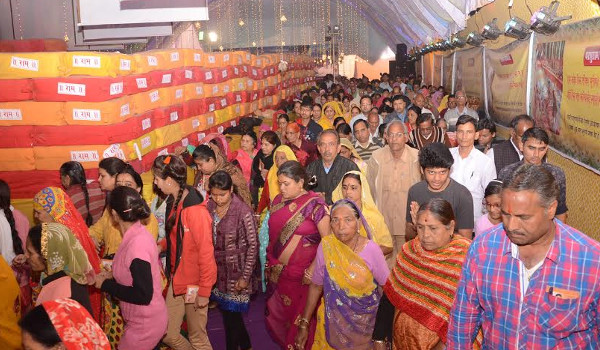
xmin=450 ymin=115 xmax=497 ymax=224
xmin=444 ymin=90 xmax=479 ymax=130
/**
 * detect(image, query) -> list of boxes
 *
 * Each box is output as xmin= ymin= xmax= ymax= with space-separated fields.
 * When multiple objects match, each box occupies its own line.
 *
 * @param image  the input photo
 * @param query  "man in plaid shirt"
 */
xmin=448 ymin=164 xmax=600 ymax=349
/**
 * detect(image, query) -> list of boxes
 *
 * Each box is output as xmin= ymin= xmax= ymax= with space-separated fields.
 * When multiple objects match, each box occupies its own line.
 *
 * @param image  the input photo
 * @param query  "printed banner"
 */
xmin=535 ymin=17 xmax=600 ymax=170
xmin=485 ymin=39 xmax=529 ymax=126
xmin=454 ymin=47 xmax=484 ymax=100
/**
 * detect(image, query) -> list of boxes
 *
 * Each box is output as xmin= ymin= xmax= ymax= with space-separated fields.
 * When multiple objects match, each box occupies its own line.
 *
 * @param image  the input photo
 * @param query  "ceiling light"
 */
xmin=238 ymin=19 xmax=245 ymax=27
xmin=208 ymin=31 xmax=218 ymax=42
xmin=504 ymin=17 xmax=531 ymax=40
xmin=482 ymin=18 xmax=502 ymax=40
xmin=452 ymin=36 xmax=466 ymax=48
xmin=467 ymin=32 xmax=484 ymax=46
xmin=252 ymin=41 xmax=256 ymax=47
xmin=530 ymin=1 xmax=572 ymax=35
xmin=280 ymin=14 xmax=287 ymax=22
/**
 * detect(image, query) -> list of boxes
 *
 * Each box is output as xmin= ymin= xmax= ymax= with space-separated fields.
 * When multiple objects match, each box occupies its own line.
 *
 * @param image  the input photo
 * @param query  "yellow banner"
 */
xmin=535 ymin=18 xmax=600 ymax=170
xmin=486 ymin=40 xmax=529 ymax=126
xmin=455 ymin=47 xmax=484 ymax=99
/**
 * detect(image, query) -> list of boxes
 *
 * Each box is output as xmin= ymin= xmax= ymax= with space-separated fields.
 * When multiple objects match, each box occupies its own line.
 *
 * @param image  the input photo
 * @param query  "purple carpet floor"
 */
xmin=207 ymin=292 xmax=280 ymax=349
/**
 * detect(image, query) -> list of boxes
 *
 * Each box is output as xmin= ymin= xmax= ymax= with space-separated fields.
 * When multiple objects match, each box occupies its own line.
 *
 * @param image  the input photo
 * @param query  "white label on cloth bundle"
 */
xmin=58 ymin=83 xmax=86 ymax=96
xmin=209 ymin=104 xmax=215 ymax=112
xmin=170 ymin=111 xmax=179 ymax=122
xmin=158 ymin=148 xmax=169 ymax=156
xmin=234 ymin=67 xmax=239 ymax=75
xmin=141 ymin=136 xmax=151 ymax=149
xmin=231 ymin=120 xmax=237 ymax=127
xmin=181 ymin=138 xmax=189 ymax=147
xmin=185 ymin=70 xmax=193 ymax=79
xmin=120 ymin=59 xmax=131 ymax=71
xmin=221 ymin=98 xmax=227 ymax=107
xmin=147 ymin=56 xmax=158 ymax=66
xmin=162 ymin=74 xmax=172 ymax=84
xmin=208 ymin=55 xmax=216 ymax=64
xmin=73 ymin=56 xmax=101 ymax=68
xmin=175 ymin=89 xmax=183 ymax=99
xmin=103 ymin=144 xmax=125 ymax=160
xmin=196 ymin=85 xmax=203 ymax=95
xmin=205 ymin=71 xmax=213 ymax=80
xmin=149 ymin=90 xmax=160 ymax=103
xmin=136 ymin=78 xmax=147 ymax=89
xmin=10 ymin=57 xmax=39 ymax=71
xmin=194 ymin=53 xmax=201 ymax=62
xmin=222 ymin=69 xmax=228 ymax=78
xmin=223 ymin=54 xmax=230 ymax=62
xmin=0 ymin=109 xmax=23 ymax=120
xmin=71 ymin=151 xmax=99 ymax=162
xmin=120 ymin=104 xmax=130 ymax=117
xmin=110 ymin=82 xmax=123 ymax=96
xmin=197 ymin=132 xmax=206 ymax=141
xmin=207 ymin=116 xmax=214 ymax=125
xmin=142 ymin=118 xmax=151 ymax=130
xmin=222 ymin=85 xmax=230 ymax=93
xmin=192 ymin=119 xmax=200 ymax=129
xmin=170 ymin=52 xmax=180 ymax=61
xmin=212 ymin=86 xmax=219 ymax=94
xmin=73 ymin=109 xmax=101 ymax=121
xmin=217 ymin=126 xmax=224 ymax=133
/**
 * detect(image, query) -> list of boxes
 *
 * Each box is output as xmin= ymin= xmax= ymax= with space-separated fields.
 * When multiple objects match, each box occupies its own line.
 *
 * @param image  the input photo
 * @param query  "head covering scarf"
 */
xmin=437 ymin=94 xmax=449 ymax=112
xmin=313 ymin=199 xmax=380 ymax=348
xmin=41 ymin=222 xmax=94 ymax=285
xmin=332 ymin=171 xmax=393 ymax=248
xmin=320 ymin=101 xmax=345 ymax=129
xmin=339 ymin=138 xmax=362 ymax=161
xmin=266 ymin=145 xmax=297 ymax=202
xmin=198 ymin=133 xmax=230 ymax=160
xmin=431 ymin=91 xmax=444 ymax=109
xmin=41 ymin=298 xmax=110 ymax=350
xmin=33 ymin=187 xmax=100 ymax=273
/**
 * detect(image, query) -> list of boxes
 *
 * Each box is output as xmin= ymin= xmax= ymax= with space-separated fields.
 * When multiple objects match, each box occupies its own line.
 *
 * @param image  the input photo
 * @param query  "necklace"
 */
xmin=215 ymin=202 xmax=230 ymax=218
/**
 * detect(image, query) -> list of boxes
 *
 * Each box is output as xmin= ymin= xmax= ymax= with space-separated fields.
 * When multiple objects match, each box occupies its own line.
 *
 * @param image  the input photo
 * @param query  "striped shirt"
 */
xmin=448 ymin=220 xmax=600 ymax=349
xmin=355 ymin=138 xmax=382 ymax=161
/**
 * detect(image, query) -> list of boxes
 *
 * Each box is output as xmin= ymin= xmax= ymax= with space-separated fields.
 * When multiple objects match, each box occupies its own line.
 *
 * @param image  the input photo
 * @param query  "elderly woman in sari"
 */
xmin=372 ymin=198 xmax=482 ymax=350
xmin=265 ymin=160 xmax=330 ymax=349
xmin=25 ymin=223 xmax=94 ymax=314
xmin=33 ymin=187 xmax=101 ymax=319
xmin=294 ymin=199 xmax=389 ymax=349
xmin=332 ymin=171 xmax=393 ymax=256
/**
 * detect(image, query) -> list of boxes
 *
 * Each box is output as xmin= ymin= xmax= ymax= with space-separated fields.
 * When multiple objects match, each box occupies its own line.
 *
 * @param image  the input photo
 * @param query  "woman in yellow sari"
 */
xmin=319 ymin=101 xmax=345 ymax=130
xmin=294 ymin=199 xmax=389 ymax=350
xmin=332 ymin=171 xmax=393 ymax=256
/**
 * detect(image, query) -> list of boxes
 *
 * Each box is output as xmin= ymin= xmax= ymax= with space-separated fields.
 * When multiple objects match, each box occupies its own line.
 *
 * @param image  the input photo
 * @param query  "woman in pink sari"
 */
xmin=265 ymin=160 xmax=330 ymax=349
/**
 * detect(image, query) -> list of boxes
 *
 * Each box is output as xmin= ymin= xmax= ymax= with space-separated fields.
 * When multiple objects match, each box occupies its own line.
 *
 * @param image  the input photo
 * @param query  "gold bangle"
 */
xmin=373 ymin=340 xmax=386 ymax=344
xmin=294 ymin=315 xmax=310 ymax=327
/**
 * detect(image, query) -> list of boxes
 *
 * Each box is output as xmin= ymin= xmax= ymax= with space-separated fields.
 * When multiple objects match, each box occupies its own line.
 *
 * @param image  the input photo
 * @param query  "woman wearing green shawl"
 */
xmin=25 ymin=223 xmax=94 ymax=315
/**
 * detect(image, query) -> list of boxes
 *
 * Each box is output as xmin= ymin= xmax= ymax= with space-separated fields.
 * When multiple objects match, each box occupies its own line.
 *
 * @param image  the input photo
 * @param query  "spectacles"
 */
xmin=483 ymin=201 xmax=501 ymax=209
xmin=387 ymin=132 xmax=407 ymax=139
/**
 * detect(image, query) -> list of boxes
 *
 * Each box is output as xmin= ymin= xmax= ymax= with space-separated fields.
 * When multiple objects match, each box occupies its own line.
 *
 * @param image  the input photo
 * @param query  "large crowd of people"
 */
xmin=1 ymin=72 xmax=599 ymax=350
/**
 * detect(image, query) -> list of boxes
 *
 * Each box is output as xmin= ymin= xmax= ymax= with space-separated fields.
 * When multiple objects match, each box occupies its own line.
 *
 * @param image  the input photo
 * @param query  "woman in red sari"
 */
xmin=230 ymin=131 xmax=258 ymax=184
xmin=265 ymin=160 xmax=330 ymax=349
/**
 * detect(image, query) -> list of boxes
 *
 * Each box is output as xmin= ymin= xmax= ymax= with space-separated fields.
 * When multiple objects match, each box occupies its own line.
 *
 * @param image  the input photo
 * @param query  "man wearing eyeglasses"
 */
xmin=367 ymin=120 xmax=422 ymax=261
xmin=443 ymin=90 xmax=479 ymax=131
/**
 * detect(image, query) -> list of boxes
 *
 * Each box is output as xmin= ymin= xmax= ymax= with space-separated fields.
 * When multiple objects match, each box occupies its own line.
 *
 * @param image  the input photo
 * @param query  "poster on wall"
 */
xmin=485 ymin=39 xmax=529 ymax=126
xmin=433 ymin=53 xmax=443 ymax=87
xmin=454 ymin=47 xmax=484 ymax=100
xmin=442 ymin=53 xmax=454 ymax=92
xmin=535 ymin=17 xmax=600 ymax=170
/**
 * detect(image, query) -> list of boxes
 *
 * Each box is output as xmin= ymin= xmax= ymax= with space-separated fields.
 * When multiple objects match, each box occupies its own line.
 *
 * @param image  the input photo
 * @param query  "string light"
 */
xmin=63 ymin=0 xmax=69 ymax=42
xmin=14 ymin=0 xmax=23 ymax=40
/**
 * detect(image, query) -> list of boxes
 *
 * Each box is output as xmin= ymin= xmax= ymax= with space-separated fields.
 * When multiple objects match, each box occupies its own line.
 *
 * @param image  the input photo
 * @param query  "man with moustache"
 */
xmin=306 ymin=129 xmax=359 ymax=205
xmin=367 ymin=120 xmax=422 ymax=259
xmin=498 ymin=127 xmax=568 ymax=222
xmin=448 ymin=164 xmax=600 ymax=349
